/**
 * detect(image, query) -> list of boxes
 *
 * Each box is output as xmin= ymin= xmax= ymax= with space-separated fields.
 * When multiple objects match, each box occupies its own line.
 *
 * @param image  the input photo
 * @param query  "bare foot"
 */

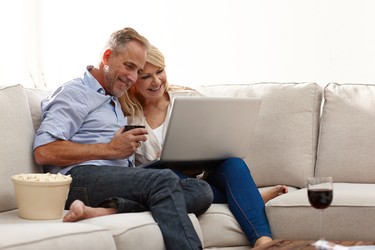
xmin=261 ymin=185 xmax=288 ymax=204
xmin=254 ymin=236 xmax=272 ymax=247
xmin=63 ymin=200 xmax=117 ymax=222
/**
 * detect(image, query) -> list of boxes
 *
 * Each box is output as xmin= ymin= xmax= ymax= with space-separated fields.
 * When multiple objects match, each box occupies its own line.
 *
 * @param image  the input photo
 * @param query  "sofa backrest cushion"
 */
xmin=196 ymin=83 xmax=322 ymax=188
xmin=316 ymin=82 xmax=375 ymax=183
xmin=25 ymin=88 xmax=50 ymax=132
xmin=0 ymin=84 xmax=40 ymax=212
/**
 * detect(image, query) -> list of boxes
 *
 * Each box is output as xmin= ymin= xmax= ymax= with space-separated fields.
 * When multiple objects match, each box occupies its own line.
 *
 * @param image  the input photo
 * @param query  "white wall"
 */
xmin=1 ymin=0 xmax=375 ymax=89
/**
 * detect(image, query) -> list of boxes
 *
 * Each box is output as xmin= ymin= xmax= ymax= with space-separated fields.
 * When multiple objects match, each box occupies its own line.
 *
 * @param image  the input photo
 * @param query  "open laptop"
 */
xmin=139 ymin=96 xmax=262 ymax=170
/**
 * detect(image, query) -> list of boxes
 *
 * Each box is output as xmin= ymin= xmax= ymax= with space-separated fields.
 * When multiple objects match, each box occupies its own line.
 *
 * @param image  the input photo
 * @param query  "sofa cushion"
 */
xmin=0 ymin=209 xmax=116 ymax=250
xmin=0 ymin=84 xmax=40 ymax=212
xmin=266 ymin=183 xmax=375 ymax=241
xmin=0 ymin=209 xmax=202 ymax=250
xmin=0 ymin=223 xmax=116 ymax=250
xmin=25 ymin=88 xmax=50 ymax=132
xmin=198 ymin=204 xmax=249 ymax=248
xmin=197 ymin=83 xmax=322 ymax=188
xmin=75 ymin=211 xmax=203 ymax=250
xmin=316 ymin=83 xmax=375 ymax=182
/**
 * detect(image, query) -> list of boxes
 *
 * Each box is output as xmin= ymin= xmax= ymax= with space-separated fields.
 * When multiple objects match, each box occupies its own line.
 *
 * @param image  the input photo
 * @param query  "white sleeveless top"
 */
xmin=153 ymin=123 xmax=165 ymax=146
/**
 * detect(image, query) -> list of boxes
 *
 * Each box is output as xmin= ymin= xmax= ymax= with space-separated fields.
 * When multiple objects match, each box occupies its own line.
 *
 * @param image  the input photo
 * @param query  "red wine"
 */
xmin=308 ymin=189 xmax=333 ymax=209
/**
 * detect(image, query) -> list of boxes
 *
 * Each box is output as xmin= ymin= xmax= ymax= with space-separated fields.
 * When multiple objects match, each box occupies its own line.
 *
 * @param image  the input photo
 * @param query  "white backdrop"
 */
xmin=1 ymin=0 xmax=375 ymax=89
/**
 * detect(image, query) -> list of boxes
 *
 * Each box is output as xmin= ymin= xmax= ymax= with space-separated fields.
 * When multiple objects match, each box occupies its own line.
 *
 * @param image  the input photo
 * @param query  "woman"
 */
xmin=119 ymin=45 xmax=287 ymax=247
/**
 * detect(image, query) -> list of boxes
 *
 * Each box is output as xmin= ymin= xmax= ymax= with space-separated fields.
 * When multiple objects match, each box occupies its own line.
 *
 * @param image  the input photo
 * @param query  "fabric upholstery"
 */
xmin=316 ymin=82 xmax=375 ymax=182
xmin=0 ymin=84 xmax=39 ymax=212
xmin=25 ymin=88 xmax=50 ymax=132
xmin=198 ymin=204 xmax=249 ymax=248
xmin=0 ymin=209 xmax=204 ymax=250
xmin=0 ymin=223 xmax=116 ymax=250
xmin=78 ymin=212 xmax=203 ymax=250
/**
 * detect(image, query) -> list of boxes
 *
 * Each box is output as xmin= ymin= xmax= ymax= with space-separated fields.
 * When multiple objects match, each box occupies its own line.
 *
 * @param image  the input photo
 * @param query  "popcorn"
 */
xmin=12 ymin=173 xmax=72 ymax=182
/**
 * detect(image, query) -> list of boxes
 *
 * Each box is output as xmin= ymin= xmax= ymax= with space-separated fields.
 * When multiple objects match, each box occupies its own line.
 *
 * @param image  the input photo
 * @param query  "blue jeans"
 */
xmin=66 ymin=165 xmax=213 ymax=250
xmin=174 ymin=158 xmax=271 ymax=247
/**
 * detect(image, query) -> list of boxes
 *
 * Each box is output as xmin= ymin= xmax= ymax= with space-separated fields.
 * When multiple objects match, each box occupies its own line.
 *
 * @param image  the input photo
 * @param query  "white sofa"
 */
xmin=0 ymin=82 xmax=374 ymax=250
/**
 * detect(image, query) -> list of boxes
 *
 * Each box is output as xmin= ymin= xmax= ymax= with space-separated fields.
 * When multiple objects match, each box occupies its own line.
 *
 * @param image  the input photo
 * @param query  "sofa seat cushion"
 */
xmin=197 ymin=83 xmax=322 ymax=188
xmin=73 ymin=211 xmax=203 ymax=250
xmin=198 ymin=204 xmax=250 ymax=248
xmin=317 ymin=82 xmax=375 ymax=182
xmin=0 ymin=209 xmax=203 ymax=250
xmin=265 ymin=183 xmax=375 ymax=241
xmin=0 ymin=211 xmax=115 ymax=250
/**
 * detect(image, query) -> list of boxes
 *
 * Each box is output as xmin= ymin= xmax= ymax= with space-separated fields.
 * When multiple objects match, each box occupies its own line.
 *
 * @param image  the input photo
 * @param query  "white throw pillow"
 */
xmin=316 ymin=82 xmax=375 ymax=182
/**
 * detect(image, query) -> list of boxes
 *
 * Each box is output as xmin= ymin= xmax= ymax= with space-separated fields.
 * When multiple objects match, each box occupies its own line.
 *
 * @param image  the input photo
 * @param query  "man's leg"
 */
xmin=177 ymin=175 xmax=213 ymax=216
xmin=145 ymin=169 xmax=203 ymax=249
xmin=66 ymin=165 xmax=203 ymax=250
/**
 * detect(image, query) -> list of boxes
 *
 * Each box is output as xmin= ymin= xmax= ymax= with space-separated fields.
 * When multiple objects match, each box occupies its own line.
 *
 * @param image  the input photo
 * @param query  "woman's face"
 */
xmin=135 ymin=62 xmax=167 ymax=100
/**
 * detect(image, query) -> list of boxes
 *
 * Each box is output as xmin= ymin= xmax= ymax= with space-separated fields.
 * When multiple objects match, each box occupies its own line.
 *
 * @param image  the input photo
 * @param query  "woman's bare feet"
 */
xmin=261 ymin=185 xmax=288 ymax=204
xmin=63 ymin=200 xmax=117 ymax=222
xmin=254 ymin=236 xmax=272 ymax=247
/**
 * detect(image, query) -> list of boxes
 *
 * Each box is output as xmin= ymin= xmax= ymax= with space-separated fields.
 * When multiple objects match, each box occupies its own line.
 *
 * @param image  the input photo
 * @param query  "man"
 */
xmin=33 ymin=27 xmax=213 ymax=250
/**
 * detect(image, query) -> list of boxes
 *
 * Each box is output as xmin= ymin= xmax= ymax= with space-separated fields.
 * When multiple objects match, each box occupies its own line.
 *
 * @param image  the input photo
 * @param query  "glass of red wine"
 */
xmin=307 ymin=177 xmax=333 ymax=241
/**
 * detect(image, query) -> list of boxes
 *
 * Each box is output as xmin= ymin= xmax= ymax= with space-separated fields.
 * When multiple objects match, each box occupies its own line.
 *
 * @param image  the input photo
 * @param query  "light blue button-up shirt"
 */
xmin=34 ymin=66 xmax=131 ymax=174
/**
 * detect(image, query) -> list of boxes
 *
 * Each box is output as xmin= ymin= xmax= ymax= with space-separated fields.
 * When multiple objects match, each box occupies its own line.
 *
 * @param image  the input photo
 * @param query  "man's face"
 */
xmin=102 ymin=40 xmax=147 ymax=97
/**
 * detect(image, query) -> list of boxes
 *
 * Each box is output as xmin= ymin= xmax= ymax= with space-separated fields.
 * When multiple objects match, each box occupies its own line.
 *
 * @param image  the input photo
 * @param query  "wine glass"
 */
xmin=307 ymin=177 xmax=333 ymax=241
xmin=124 ymin=119 xmax=146 ymax=167
xmin=125 ymin=117 xmax=146 ymax=132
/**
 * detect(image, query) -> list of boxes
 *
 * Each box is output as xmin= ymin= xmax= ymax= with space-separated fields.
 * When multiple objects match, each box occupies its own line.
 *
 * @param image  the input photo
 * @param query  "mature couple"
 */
xmin=33 ymin=27 xmax=287 ymax=250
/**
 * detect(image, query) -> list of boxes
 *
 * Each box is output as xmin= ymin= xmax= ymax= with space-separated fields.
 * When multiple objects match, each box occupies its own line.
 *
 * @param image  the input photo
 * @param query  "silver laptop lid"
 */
xmin=160 ymin=96 xmax=261 ymax=162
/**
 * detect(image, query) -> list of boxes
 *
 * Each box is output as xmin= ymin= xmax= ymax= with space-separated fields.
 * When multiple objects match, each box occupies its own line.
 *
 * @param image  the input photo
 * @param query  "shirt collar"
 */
xmin=84 ymin=65 xmax=106 ymax=95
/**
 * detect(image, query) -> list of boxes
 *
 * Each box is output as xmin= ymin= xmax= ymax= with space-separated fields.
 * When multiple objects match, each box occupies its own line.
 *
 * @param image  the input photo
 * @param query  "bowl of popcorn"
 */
xmin=11 ymin=173 xmax=72 ymax=220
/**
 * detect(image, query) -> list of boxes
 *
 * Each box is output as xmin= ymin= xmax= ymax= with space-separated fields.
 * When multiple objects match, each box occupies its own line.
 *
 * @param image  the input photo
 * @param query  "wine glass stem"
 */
xmin=319 ymin=210 xmax=323 ymax=240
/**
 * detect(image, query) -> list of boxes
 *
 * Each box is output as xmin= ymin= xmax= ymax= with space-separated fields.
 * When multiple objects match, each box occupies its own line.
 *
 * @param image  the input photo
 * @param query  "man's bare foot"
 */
xmin=63 ymin=200 xmax=117 ymax=222
xmin=254 ymin=236 xmax=272 ymax=247
xmin=261 ymin=185 xmax=288 ymax=203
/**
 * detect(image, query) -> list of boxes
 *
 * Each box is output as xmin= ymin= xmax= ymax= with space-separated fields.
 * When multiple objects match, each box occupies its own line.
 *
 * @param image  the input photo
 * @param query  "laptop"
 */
xmin=139 ymin=96 xmax=262 ymax=170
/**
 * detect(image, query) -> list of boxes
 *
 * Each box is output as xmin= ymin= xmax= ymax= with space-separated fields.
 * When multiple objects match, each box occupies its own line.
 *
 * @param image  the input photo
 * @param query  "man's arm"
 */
xmin=34 ymin=128 xmax=148 ymax=167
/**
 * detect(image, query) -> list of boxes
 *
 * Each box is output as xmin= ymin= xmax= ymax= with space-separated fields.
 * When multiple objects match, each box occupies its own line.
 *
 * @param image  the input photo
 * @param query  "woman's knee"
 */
xmin=221 ymin=158 xmax=249 ymax=173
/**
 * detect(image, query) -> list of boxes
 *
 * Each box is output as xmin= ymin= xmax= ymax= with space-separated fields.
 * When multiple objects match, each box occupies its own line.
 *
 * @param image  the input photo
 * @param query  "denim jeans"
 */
xmin=66 ymin=165 xmax=213 ymax=250
xmin=207 ymin=158 xmax=271 ymax=246
xmin=174 ymin=158 xmax=271 ymax=247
